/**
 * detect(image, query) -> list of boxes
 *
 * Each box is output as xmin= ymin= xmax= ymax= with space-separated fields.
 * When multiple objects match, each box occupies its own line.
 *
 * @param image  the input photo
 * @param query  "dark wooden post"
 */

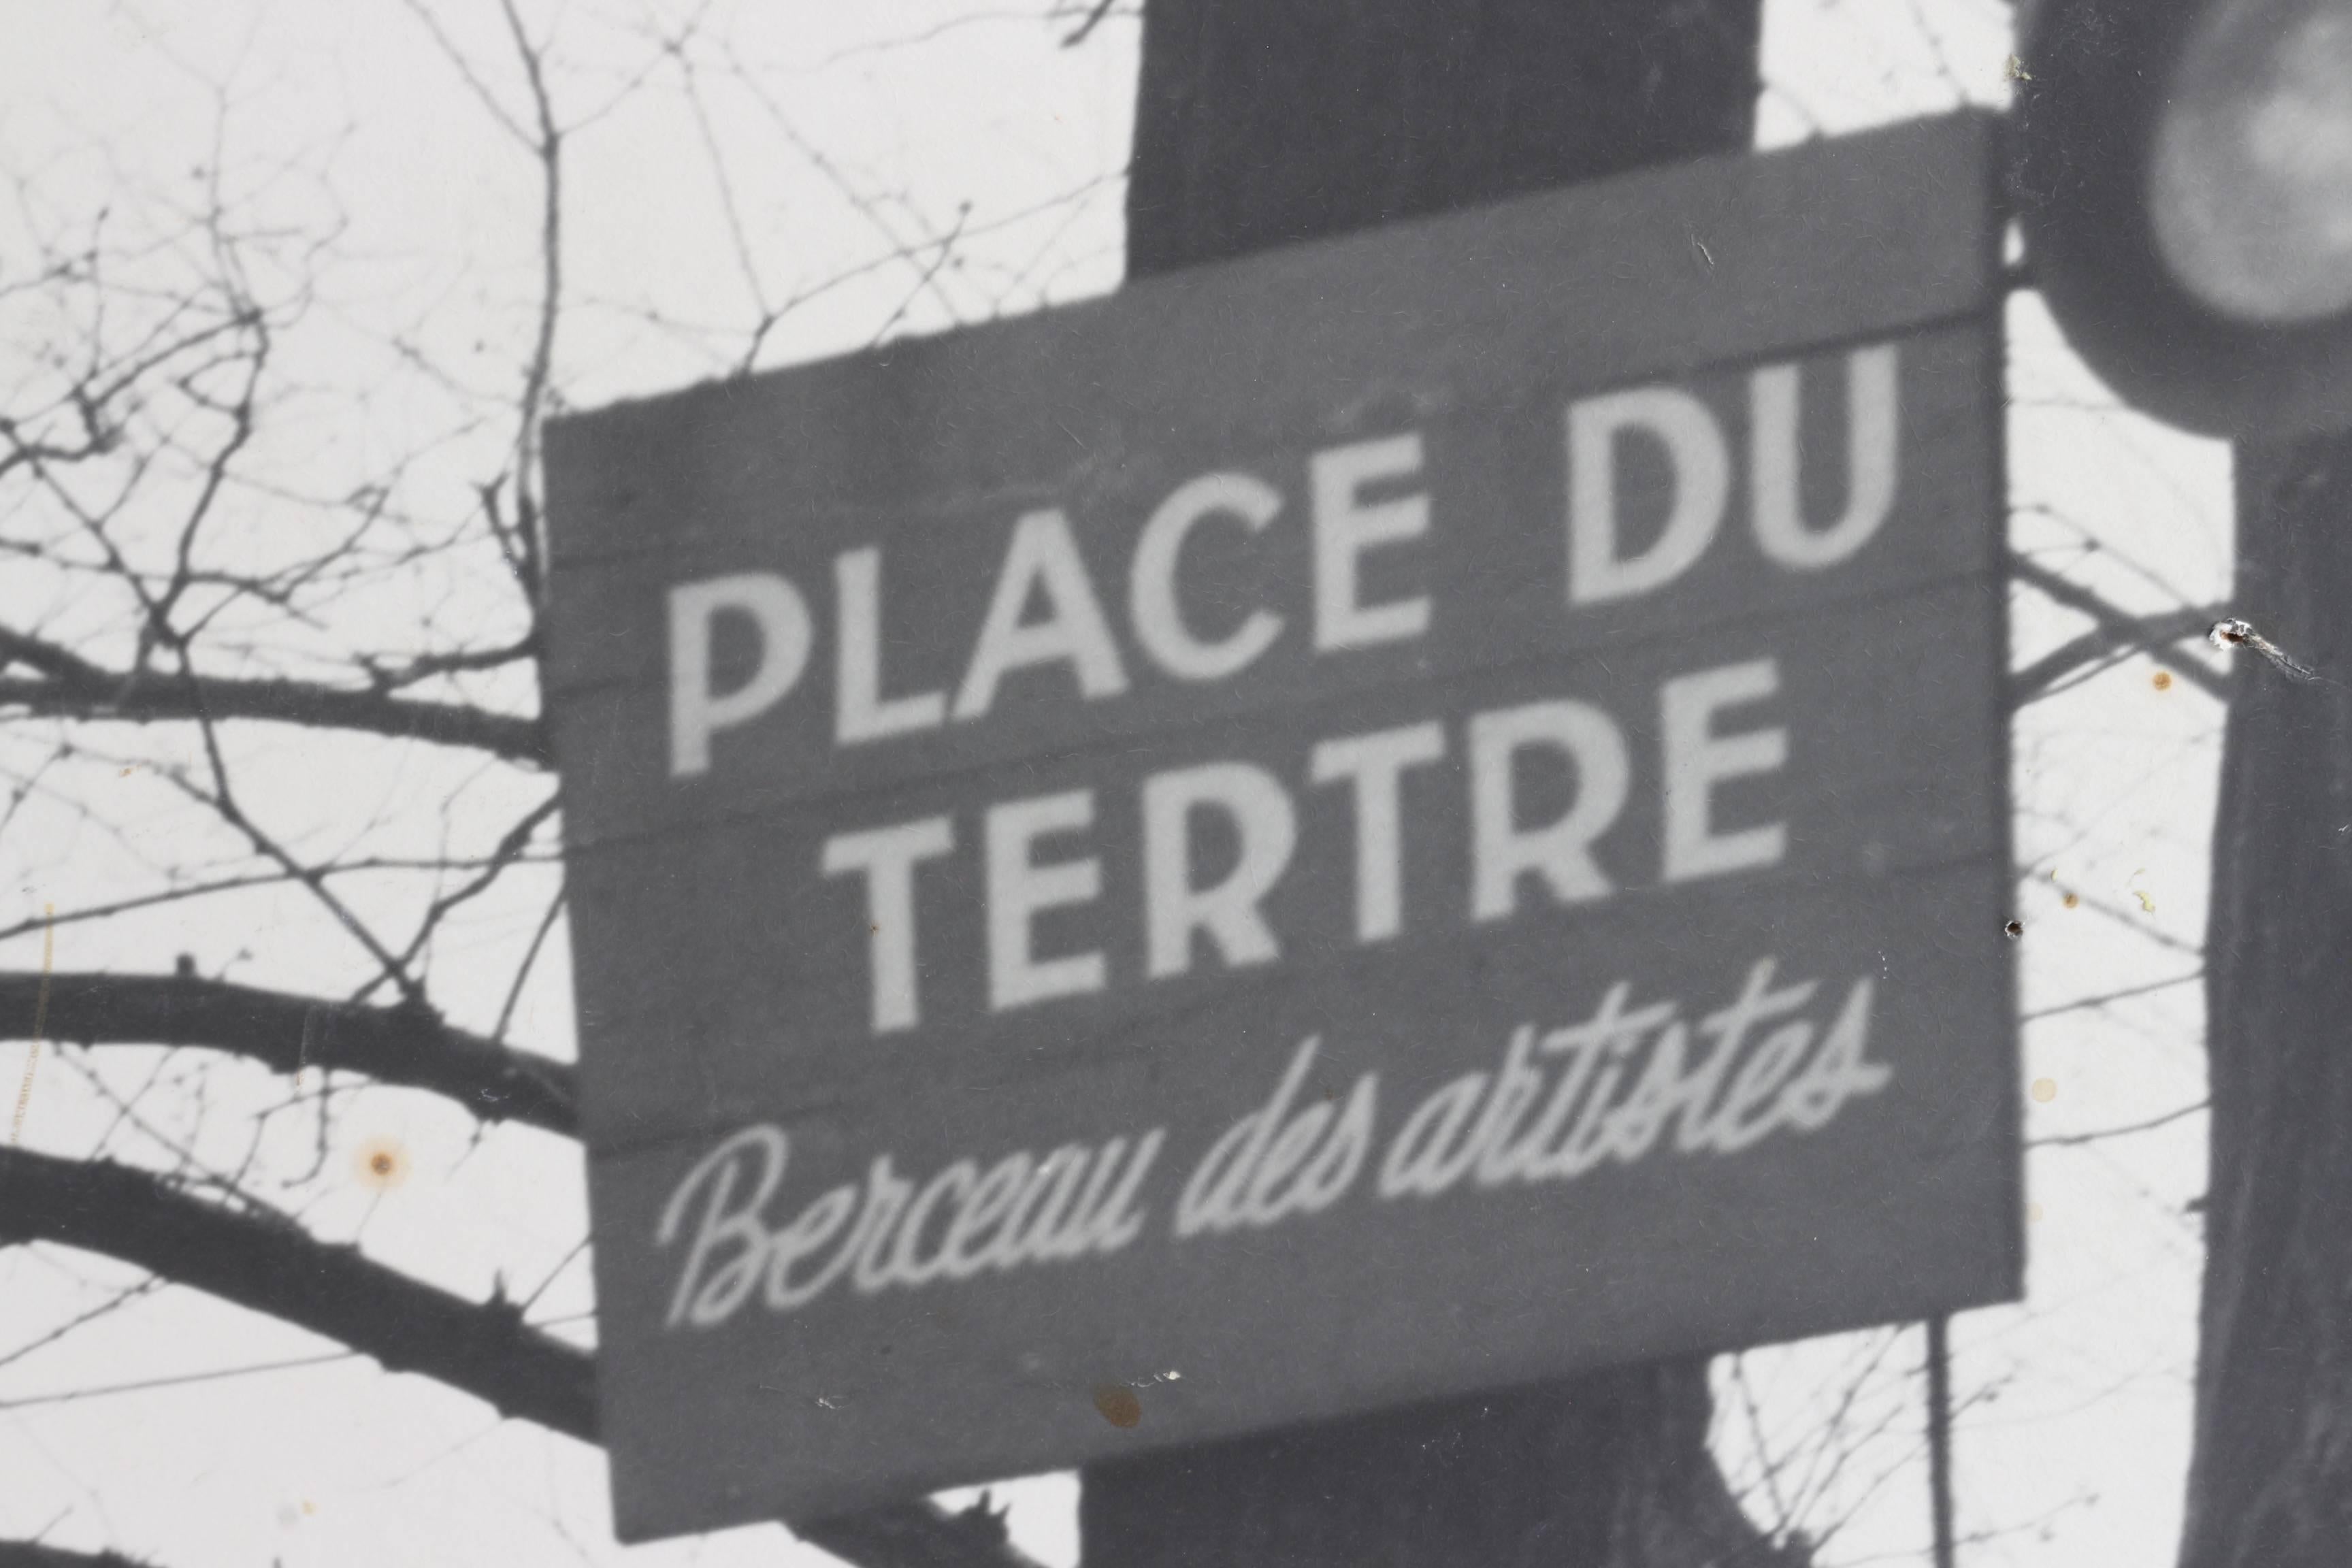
xmin=2178 ymin=433 xmax=2352 ymax=1568
xmin=1082 ymin=4 xmax=1783 ymax=1564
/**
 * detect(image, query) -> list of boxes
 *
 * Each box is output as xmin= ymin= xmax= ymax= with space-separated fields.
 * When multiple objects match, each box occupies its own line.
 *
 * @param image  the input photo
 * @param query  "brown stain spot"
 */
xmin=2027 ymin=1200 xmax=2045 ymax=1224
xmin=2004 ymin=919 xmax=2024 ymax=939
xmin=2151 ymin=670 xmax=2174 ymax=692
xmin=1092 ymin=1383 xmax=1143 ymax=1429
xmin=354 ymin=1137 xmax=410 ymax=1190
xmin=2031 ymin=1077 xmax=2059 ymax=1105
xmin=2062 ymin=892 xmax=2080 ymax=910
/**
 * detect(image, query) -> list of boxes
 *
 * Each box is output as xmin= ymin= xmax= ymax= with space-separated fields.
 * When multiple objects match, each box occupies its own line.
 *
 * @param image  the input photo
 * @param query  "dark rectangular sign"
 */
xmin=543 ymin=110 xmax=2018 ymax=1541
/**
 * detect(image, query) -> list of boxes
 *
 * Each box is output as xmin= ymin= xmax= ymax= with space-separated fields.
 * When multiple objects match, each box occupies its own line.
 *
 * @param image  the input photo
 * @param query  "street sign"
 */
xmin=543 ymin=110 xmax=2017 ymax=1542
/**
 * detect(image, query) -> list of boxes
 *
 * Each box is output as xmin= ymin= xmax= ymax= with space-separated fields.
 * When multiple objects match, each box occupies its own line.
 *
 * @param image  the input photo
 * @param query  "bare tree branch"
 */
xmin=0 ymin=851 xmax=559 ymax=946
xmin=0 ymin=1154 xmax=1039 ymax=1568
xmin=394 ymin=0 xmax=534 ymax=146
xmin=2007 ymin=551 xmax=2229 ymax=700
xmin=0 ymin=1145 xmax=595 ymax=1435
xmin=374 ymin=793 xmax=562 ymax=1001
xmin=0 ymin=1544 xmax=150 ymax=1568
xmin=2009 ymin=604 xmax=2228 ymax=704
xmin=804 ymin=1503 xmax=1036 ymax=1568
xmin=2020 ymin=970 xmax=2202 ymax=1023
xmin=2029 ymin=1099 xmax=2210 ymax=1149
xmin=1060 ymin=0 xmax=1132 ymax=48
xmin=0 ymin=973 xmax=576 ymax=1134
xmin=160 ymin=722 xmax=427 ymax=1004
xmin=495 ymin=0 xmax=562 ymax=612
xmin=0 ymin=653 xmax=548 ymax=764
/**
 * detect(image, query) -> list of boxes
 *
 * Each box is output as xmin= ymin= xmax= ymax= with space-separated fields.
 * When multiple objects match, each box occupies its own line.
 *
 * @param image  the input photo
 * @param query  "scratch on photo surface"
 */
xmin=9 ymin=904 xmax=52 ymax=1145
xmin=2209 ymin=618 xmax=2325 ymax=685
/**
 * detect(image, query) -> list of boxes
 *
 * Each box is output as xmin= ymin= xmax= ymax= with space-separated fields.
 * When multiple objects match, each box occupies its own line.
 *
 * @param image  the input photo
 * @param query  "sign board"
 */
xmin=543 ymin=110 xmax=2018 ymax=1541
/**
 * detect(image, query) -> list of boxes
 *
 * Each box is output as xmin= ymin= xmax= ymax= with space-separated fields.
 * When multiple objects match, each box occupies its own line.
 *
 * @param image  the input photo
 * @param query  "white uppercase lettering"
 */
xmin=821 ymin=816 xmax=956 ymax=1034
xmin=1661 ymin=658 xmax=1788 ymax=883
xmin=1310 ymin=721 xmax=1446 ymax=943
xmin=1311 ymin=434 xmax=1432 ymax=651
xmin=835 ymin=546 xmax=947 ymax=744
xmin=1567 ymin=386 xmax=1729 ymax=606
xmin=1131 ymin=472 xmax=1286 ymax=681
xmin=1750 ymin=345 xmax=1899 ymax=570
xmin=1143 ymin=762 xmax=1298 ymax=979
xmin=986 ymin=789 xmax=1107 ymax=1010
xmin=668 ymin=573 xmax=813 ymax=777
xmin=955 ymin=509 xmax=1130 ymax=719
xmin=1469 ymin=700 xmax=1631 ymax=920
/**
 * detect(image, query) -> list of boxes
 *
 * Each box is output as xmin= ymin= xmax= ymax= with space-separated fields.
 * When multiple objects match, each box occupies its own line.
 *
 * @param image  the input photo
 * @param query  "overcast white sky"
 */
xmin=0 ymin=3 xmax=2231 ymax=1565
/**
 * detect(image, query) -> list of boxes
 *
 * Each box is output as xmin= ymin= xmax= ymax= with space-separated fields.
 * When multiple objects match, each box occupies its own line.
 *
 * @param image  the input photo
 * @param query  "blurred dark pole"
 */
xmin=2180 ymin=432 xmax=2352 ymax=1568
xmin=1927 ymin=1316 xmax=1955 ymax=1568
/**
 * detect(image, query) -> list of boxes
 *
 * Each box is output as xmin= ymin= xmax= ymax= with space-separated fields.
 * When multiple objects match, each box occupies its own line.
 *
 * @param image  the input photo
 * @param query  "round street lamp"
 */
xmin=2013 ymin=0 xmax=2352 ymax=436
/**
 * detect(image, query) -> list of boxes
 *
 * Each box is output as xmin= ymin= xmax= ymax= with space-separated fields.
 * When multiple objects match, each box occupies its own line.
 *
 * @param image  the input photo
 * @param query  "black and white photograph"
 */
xmin=3 ymin=2 xmax=2349 ymax=1565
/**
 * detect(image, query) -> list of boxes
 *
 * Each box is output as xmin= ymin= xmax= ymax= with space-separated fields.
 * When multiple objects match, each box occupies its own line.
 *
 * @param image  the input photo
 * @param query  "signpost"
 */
xmin=543 ymin=109 xmax=2019 ymax=1543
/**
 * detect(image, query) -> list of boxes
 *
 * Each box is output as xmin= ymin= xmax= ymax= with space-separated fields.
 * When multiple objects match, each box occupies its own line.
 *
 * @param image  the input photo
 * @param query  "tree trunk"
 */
xmin=1085 ymin=3 xmax=1776 ymax=1564
xmin=2179 ymin=434 xmax=2352 ymax=1568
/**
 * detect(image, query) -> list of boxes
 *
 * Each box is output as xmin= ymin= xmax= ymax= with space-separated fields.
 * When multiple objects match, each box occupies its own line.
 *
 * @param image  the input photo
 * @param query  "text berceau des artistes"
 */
xmin=657 ymin=956 xmax=1889 ymax=1330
